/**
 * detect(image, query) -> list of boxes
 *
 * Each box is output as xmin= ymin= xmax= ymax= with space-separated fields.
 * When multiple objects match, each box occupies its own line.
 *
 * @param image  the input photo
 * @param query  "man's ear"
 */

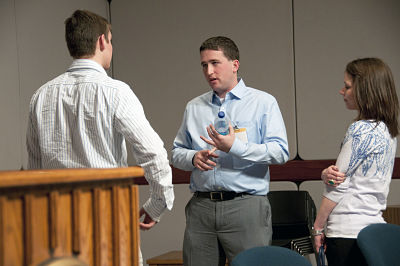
xmin=232 ymin=59 xmax=240 ymax=73
xmin=98 ymin=34 xmax=106 ymax=51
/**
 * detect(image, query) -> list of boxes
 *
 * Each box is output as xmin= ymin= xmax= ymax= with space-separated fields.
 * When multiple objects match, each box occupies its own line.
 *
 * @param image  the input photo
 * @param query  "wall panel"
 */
xmin=0 ymin=0 xmax=21 ymax=170
xmin=295 ymin=0 xmax=400 ymax=159
xmin=111 ymin=0 xmax=296 ymax=159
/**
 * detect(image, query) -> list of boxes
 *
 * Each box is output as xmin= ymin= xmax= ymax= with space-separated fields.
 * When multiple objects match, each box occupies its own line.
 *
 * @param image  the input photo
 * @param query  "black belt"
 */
xmin=194 ymin=191 xmax=247 ymax=201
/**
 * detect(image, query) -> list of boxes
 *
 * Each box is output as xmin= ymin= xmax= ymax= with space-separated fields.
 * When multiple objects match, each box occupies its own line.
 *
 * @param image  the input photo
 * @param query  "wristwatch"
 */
xmin=312 ymin=227 xmax=325 ymax=236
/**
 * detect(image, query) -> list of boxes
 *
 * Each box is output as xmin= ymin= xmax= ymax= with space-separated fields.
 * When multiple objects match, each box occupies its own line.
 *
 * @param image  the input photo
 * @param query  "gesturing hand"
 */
xmin=192 ymin=149 xmax=218 ymax=171
xmin=200 ymin=123 xmax=235 ymax=153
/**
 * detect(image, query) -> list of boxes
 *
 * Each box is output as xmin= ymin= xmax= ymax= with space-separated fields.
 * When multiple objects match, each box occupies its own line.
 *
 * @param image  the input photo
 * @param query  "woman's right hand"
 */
xmin=321 ymin=165 xmax=346 ymax=186
xmin=314 ymin=233 xmax=326 ymax=253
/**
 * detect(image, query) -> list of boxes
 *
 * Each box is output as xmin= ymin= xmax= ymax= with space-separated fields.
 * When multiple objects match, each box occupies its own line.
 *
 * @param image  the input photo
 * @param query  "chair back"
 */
xmin=231 ymin=246 xmax=312 ymax=266
xmin=267 ymin=190 xmax=316 ymax=252
xmin=357 ymin=223 xmax=400 ymax=266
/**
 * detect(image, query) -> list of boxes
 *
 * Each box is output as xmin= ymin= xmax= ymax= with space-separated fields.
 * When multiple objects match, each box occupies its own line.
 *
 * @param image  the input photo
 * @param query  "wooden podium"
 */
xmin=0 ymin=167 xmax=144 ymax=266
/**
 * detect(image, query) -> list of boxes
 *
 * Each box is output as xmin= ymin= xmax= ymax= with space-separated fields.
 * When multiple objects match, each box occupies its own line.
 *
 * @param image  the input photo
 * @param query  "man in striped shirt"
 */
xmin=26 ymin=10 xmax=174 ymax=232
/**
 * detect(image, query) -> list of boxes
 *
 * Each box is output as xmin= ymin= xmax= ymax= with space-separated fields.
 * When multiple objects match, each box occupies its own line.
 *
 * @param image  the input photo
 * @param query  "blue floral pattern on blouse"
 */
xmin=342 ymin=121 xmax=394 ymax=180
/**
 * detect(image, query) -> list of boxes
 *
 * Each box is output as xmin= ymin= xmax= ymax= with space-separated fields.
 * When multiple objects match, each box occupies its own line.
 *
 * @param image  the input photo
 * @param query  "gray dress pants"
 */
xmin=183 ymin=193 xmax=272 ymax=266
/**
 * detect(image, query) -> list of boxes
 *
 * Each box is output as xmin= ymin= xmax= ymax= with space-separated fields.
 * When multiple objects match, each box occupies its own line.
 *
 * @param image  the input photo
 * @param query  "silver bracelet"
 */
xmin=312 ymin=227 xmax=325 ymax=236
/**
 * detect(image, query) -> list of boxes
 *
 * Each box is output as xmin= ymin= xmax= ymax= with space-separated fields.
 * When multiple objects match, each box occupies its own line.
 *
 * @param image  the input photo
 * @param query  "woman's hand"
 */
xmin=314 ymin=233 xmax=326 ymax=253
xmin=321 ymin=165 xmax=346 ymax=186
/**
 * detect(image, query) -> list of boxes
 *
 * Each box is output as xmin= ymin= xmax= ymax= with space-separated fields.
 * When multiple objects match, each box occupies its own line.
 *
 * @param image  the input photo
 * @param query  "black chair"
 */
xmin=267 ymin=190 xmax=317 ymax=256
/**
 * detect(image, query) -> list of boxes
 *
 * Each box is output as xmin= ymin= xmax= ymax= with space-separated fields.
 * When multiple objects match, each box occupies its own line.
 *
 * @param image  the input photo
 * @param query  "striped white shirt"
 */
xmin=26 ymin=59 xmax=174 ymax=221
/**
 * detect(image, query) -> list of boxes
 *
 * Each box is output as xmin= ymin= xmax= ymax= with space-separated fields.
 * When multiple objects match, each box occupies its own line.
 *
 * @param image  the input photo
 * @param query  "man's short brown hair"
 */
xmin=65 ymin=10 xmax=111 ymax=58
xmin=200 ymin=36 xmax=239 ymax=61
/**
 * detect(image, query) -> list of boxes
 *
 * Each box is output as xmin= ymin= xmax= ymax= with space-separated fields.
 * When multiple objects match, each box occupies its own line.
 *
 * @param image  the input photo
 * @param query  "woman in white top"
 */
xmin=313 ymin=58 xmax=399 ymax=266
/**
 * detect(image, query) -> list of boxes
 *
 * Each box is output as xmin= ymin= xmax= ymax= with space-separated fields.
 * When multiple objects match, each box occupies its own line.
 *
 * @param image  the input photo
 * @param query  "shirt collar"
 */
xmin=67 ymin=59 xmax=108 ymax=75
xmin=211 ymin=78 xmax=247 ymax=103
xmin=229 ymin=78 xmax=247 ymax=99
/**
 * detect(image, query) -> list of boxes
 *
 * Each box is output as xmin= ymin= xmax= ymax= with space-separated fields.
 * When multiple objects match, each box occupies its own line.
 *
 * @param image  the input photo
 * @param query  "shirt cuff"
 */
xmin=142 ymin=185 xmax=174 ymax=222
xmin=186 ymin=150 xmax=197 ymax=170
xmin=142 ymin=198 xmax=166 ymax=222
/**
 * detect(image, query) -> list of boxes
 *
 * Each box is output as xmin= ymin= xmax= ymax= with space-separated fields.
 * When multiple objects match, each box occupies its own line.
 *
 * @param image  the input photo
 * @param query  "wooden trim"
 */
xmin=112 ymin=186 xmax=120 ymax=266
xmin=0 ymin=197 xmax=4 ymax=265
xmin=93 ymin=188 xmax=101 ymax=266
xmin=382 ymin=205 xmax=400 ymax=225
xmin=72 ymin=189 xmax=81 ymax=254
xmin=131 ymin=185 xmax=140 ymax=266
xmin=49 ymin=191 xmax=58 ymax=251
xmin=0 ymin=158 xmax=397 ymax=188
xmin=269 ymin=159 xmax=335 ymax=181
xmin=394 ymin=157 xmax=400 ymax=178
xmin=0 ymin=169 xmax=143 ymax=266
xmin=23 ymin=194 xmax=33 ymax=266
xmin=134 ymin=158 xmax=400 ymax=185
xmin=0 ymin=167 xmax=144 ymax=188
xmin=146 ymin=250 xmax=183 ymax=265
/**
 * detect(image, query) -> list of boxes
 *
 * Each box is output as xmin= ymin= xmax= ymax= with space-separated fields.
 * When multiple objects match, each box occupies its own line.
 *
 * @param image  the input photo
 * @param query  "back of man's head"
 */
xmin=65 ymin=10 xmax=111 ymax=59
xmin=200 ymin=36 xmax=240 ymax=61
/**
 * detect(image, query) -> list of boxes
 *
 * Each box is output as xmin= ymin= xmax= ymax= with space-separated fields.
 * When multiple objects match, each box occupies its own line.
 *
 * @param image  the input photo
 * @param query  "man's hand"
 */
xmin=139 ymin=208 xmax=157 ymax=230
xmin=200 ymin=123 xmax=235 ymax=153
xmin=321 ymin=165 xmax=346 ymax=186
xmin=193 ymin=149 xmax=218 ymax=171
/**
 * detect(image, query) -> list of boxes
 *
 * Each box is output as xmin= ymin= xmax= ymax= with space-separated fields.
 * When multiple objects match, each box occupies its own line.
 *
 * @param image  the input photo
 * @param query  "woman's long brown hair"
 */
xmin=346 ymin=58 xmax=399 ymax=138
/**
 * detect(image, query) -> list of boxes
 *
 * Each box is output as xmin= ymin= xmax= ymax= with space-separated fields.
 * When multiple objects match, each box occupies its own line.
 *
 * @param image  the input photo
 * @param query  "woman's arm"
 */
xmin=313 ymin=196 xmax=338 ymax=252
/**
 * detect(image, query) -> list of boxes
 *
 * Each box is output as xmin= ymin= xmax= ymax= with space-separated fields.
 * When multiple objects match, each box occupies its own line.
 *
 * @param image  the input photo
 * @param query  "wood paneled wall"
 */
xmin=0 ymin=167 xmax=144 ymax=266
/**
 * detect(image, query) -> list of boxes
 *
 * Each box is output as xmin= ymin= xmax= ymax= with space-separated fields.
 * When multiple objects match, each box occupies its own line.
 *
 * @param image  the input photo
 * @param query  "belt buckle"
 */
xmin=210 ymin=192 xmax=223 ymax=201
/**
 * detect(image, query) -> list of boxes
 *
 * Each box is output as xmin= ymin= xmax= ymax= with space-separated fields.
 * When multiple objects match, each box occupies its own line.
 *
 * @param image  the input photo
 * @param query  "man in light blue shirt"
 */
xmin=172 ymin=36 xmax=289 ymax=265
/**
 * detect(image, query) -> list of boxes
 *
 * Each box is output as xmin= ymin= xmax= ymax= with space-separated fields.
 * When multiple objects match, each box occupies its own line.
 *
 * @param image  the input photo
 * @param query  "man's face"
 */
xmin=200 ymin=49 xmax=239 ymax=98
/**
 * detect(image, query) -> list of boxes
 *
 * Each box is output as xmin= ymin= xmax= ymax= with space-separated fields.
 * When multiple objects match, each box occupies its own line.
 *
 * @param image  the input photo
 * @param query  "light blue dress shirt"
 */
xmin=172 ymin=79 xmax=289 ymax=195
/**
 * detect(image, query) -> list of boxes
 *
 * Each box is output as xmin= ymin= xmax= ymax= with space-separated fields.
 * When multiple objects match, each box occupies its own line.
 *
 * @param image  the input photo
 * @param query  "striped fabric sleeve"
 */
xmin=114 ymin=85 xmax=174 ymax=221
xmin=26 ymin=96 xmax=42 ymax=169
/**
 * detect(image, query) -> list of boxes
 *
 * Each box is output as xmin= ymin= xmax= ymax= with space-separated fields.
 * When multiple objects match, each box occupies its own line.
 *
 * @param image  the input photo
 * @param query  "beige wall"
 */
xmin=0 ymin=0 xmax=21 ymax=170
xmin=295 ymin=0 xmax=400 ymax=159
xmin=111 ymin=0 xmax=297 ymax=160
xmin=0 ymin=0 xmax=109 ymax=170
xmin=1 ymin=0 xmax=400 ymax=265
